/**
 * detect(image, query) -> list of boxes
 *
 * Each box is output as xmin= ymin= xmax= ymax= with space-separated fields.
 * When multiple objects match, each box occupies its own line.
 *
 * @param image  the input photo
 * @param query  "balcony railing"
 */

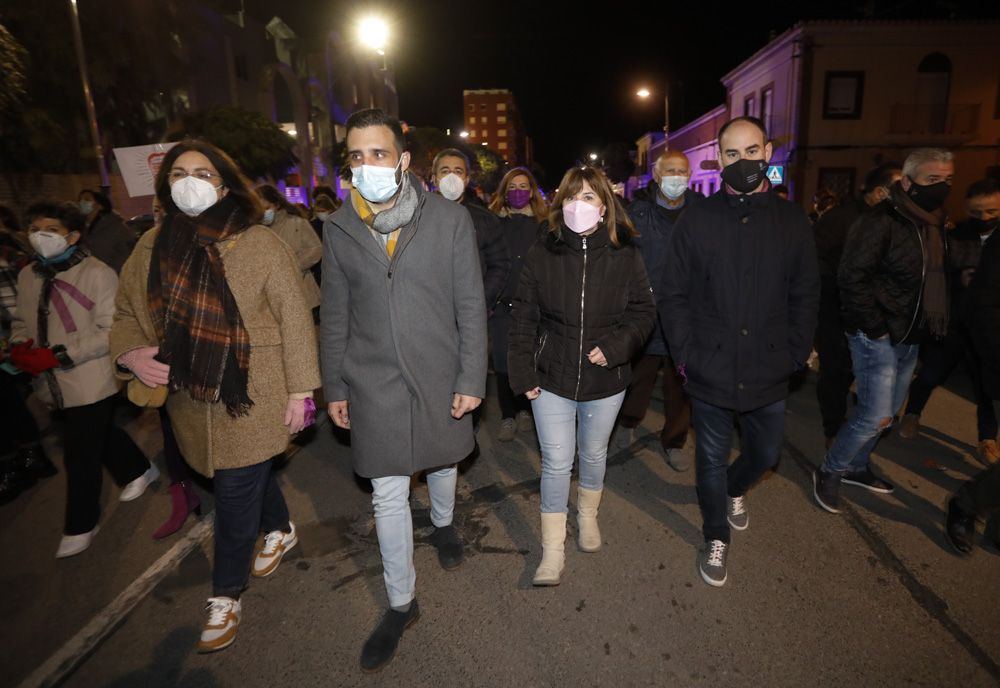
xmin=888 ymin=103 xmax=980 ymax=137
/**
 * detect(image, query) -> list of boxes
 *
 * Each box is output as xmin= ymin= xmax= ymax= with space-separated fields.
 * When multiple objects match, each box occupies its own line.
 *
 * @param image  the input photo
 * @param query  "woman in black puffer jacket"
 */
xmin=508 ymin=166 xmax=655 ymax=586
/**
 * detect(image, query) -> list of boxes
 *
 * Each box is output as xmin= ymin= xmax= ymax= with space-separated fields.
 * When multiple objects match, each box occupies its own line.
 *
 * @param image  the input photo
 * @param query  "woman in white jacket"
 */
xmin=10 ymin=201 xmax=156 ymax=558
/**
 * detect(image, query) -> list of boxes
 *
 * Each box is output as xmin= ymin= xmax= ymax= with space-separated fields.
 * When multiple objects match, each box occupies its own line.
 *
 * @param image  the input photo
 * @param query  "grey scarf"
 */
xmin=371 ymin=173 xmax=419 ymax=235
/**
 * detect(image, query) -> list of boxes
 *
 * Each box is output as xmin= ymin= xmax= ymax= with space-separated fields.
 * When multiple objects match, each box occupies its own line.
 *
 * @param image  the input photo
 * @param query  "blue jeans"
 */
xmin=370 ymin=466 xmax=457 ymax=608
xmin=691 ymin=398 xmax=786 ymax=544
xmin=822 ymin=332 xmax=919 ymax=474
xmin=531 ymin=389 xmax=625 ymax=513
xmin=213 ymin=458 xmax=290 ymax=597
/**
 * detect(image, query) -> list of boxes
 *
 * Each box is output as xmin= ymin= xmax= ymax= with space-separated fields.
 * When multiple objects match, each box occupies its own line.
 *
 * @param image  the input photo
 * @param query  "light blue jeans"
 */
xmin=531 ymin=389 xmax=626 ymax=513
xmin=370 ymin=466 xmax=456 ymax=608
xmin=822 ymin=331 xmax=919 ymax=474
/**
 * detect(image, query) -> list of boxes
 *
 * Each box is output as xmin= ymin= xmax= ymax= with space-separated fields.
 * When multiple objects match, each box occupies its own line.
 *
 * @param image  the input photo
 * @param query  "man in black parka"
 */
xmin=661 ymin=116 xmax=819 ymax=587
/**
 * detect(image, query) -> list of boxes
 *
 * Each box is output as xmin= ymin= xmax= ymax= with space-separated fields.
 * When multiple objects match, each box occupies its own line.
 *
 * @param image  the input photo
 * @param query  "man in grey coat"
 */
xmin=320 ymin=109 xmax=487 ymax=672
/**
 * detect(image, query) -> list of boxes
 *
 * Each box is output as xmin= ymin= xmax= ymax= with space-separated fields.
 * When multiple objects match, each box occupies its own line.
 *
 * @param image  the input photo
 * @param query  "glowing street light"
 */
xmin=358 ymin=16 xmax=389 ymax=51
xmin=636 ymin=84 xmax=669 ymax=139
xmin=588 ymin=153 xmax=598 ymax=161
xmin=459 ymin=131 xmax=469 ymax=138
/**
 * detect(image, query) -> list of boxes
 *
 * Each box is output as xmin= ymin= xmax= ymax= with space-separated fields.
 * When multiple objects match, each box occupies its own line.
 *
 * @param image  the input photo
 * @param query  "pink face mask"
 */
xmin=563 ymin=200 xmax=603 ymax=233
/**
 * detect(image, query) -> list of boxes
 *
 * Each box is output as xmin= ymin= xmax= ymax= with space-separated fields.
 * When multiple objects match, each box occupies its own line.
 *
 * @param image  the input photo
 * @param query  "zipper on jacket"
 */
xmin=574 ymin=236 xmax=588 ymax=399
xmin=900 ymin=215 xmax=927 ymax=342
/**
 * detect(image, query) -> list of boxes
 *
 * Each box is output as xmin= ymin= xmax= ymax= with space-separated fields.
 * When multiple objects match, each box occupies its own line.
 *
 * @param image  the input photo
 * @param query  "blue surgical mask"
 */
xmin=262 ymin=208 xmax=276 ymax=225
xmin=352 ymin=157 xmax=404 ymax=204
xmin=659 ymin=176 xmax=688 ymax=200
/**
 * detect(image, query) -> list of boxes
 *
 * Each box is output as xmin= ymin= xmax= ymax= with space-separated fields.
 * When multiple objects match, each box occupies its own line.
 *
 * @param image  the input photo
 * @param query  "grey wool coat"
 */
xmin=320 ymin=174 xmax=487 ymax=478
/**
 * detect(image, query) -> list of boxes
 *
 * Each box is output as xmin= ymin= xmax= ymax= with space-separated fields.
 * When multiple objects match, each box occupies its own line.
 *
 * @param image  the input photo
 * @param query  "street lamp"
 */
xmin=588 ymin=153 xmax=598 ymax=161
xmin=636 ymin=85 xmax=669 ymax=140
xmin=358 ymin=17 xmax=388 ymax=52
xmin=459 ymin=131 xmax=469 ymax=138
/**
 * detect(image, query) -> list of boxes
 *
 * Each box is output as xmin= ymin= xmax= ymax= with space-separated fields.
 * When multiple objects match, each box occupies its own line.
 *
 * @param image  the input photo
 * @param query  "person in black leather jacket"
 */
xmin=815 ymin=148 xmax=954 ymax=514
xmin=508 ymin=165 xmax=655 ymax=587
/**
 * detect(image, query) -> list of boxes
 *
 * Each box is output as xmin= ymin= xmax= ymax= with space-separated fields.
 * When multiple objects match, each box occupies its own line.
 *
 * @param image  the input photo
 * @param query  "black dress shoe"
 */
xmin=360 ymin=600 xmax=420 ymax=673
xmin=429 ymin=524 xmax=464 ymax=570
xmin=945 ymin=498 xmax=975 ymax=556
xmin=17 ymin=446 xmax=57 ymax=479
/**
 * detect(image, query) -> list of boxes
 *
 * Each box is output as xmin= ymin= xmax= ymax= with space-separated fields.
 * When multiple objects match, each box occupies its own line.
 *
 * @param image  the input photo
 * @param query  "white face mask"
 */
xmin=262 ymin=208 xmax=276 ymax=225
xmin=438 ymin=173 xmax=466 ymax=201
xmin=316 ymin=212 xmax=331 ymax=222
xmin=659 ymin=175 xmax=688 ymax=200
xmin=171 ymin=175 xmax=222 ymax=216
xmin=351 ymin=157 xmax=403 ymax=204
xmin=563 ymin=200 xmax=603 ymax=234
xmin=30 ymin=231 xmax=70 ymax=259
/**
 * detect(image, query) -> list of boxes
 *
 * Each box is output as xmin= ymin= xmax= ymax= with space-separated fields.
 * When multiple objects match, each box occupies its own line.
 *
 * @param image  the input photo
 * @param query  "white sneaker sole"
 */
xmin=813 ymin=472 xmax=841 ymax=514
xmin=699 ymin=563 xmax=727 ymax=587
xmin=252 ymin=533 xmax=299 ymax=577
xmin=727 ymin=515 xmax=749 ymax=531
xmin=841 ymin=477 xmax=894 ymax=494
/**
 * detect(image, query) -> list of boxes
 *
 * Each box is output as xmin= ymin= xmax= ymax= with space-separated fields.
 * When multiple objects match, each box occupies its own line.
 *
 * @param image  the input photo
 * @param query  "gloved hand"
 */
xmin=117 ymin=346 xmax=170 ymax=387
xmin=10 ymin=342 xmax=61 ymax=376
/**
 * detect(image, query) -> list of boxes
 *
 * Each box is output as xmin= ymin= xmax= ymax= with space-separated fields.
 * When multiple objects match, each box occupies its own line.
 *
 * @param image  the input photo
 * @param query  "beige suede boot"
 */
xmin=576 ymin=486 xmax=603 ymax=552
xmin=532 ymin=512 xmax=567 ymax=586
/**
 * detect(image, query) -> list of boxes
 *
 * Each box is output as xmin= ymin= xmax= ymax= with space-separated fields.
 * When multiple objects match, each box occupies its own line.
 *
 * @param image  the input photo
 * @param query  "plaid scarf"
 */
xmin=147 ymin=196 xmax=253 ymax=417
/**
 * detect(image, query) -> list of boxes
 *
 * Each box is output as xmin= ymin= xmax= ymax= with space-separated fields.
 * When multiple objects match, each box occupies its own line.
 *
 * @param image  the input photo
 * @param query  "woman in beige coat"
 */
xmin=11 ymin=201 xmax=156 ymax=559
xmin=110 ymin=140 xmax=320 ymax=654
xmin=256 ymin=184 xmax=322 ymax=314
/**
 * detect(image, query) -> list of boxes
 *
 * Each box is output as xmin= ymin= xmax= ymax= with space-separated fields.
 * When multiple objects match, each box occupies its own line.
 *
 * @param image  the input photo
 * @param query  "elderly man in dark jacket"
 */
xmin=946 ymin=218 xmax=1000 ymax=554
xmin=814 ymin=148 xmax=954 ymax=514
xmin=321 ymin=109 xmax=487 ymax=672
xmin=616 ymin=150 xmax=701 ymax=470
xmin=661 ymin=117 xmax=819 ymax=588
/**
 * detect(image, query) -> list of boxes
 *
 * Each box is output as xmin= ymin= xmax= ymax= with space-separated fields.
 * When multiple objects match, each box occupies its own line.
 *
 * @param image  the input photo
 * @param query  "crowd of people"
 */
xmin=0 ymin=107 xmax=998 ymax=671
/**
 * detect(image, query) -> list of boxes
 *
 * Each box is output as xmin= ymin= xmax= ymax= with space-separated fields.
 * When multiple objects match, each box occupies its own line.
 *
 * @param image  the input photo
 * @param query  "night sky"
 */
xmin=253 ymin=0 xmax=995 ymax=179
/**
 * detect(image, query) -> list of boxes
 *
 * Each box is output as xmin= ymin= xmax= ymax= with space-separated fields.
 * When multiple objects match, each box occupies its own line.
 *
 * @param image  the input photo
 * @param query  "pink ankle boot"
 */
xmin=153 ymin=481 xmax=202 ymax=540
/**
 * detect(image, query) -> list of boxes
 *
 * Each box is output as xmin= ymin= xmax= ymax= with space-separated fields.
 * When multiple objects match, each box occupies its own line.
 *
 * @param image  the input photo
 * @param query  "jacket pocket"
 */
xmin=533 ymin=331 xmax=549 ymax=373
xmin=247 ymin=325 xmax=282 ymax=346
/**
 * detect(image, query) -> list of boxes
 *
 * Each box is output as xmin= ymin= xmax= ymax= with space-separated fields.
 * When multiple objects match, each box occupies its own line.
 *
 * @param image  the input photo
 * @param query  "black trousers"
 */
xmin=619 ymin=354 xmax=691 ymax=449
xmin=158 ymin=407 xmax=191 ymax=484
xmin=495 ymin=372 xmax=530 ymax=420
xmin=955 ymin=461 xmax=1000 ymax=516
xmin=0 ymin=372 xmax=41 ymax=456
xmin=815 ymin=277 xmax=854 ymax=439
xmin=62 ymin=395 xmax=149 ymax=535
xmin=904 ymin=327 xmax=998 ymax=441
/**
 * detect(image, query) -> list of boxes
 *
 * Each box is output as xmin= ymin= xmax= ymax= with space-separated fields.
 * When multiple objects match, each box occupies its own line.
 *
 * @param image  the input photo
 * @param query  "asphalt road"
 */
xmin=4 ymin=371 xmax=998 ymax=688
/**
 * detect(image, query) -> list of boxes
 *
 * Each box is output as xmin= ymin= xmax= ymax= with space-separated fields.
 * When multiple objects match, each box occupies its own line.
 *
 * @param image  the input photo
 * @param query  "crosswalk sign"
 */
xmin=767 ymin=165 xmax=784 ymax=184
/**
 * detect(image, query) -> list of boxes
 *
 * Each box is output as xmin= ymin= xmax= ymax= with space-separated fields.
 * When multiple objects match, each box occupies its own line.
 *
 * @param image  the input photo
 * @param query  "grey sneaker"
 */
xmin=698 ymin=540 xmax=728 ymax=587
xmin=515 ymin=410 xmax=533 ymax=433
xmin=498 ymin=418 xmax=516 ymax=442
xmin=665 ymin=447 xmax=690 ymax=471
xmin=813 ymin=468 xmax=842 ymax=514
xmin=727 ymin=495 xmax=748 ymax=530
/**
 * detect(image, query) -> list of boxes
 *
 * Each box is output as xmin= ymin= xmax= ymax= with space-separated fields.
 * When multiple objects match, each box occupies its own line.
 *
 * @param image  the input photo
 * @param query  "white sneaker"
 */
xmin=252 ymin=521 xmax=298 ymax=577
xmin=119 ymin=464 xmax=160 ymax=502
xmin=198 ymin=597 xmax=241 ymax=652
xmin=55 ymin=526 xmax=100 ymax=558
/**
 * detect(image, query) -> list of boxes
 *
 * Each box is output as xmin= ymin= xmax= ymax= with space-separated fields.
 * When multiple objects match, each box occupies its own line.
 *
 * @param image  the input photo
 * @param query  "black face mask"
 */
xmin=721 ymin=159 xmax=769 ymax=195
xmin=968 ymin=217 xmax=998 ymax=237
xmin=905 ymin=178 xmax=951 ymax=212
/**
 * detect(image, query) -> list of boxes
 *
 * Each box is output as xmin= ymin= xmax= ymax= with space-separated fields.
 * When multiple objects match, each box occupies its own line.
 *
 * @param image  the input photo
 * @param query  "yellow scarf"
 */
xmin=351 ymin=188 xmax=400 ymax=257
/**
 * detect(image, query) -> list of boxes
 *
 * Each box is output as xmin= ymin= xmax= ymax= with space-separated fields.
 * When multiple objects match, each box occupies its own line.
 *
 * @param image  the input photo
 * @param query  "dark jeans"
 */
xmin=619 ymin=354 xmax=691 ymax=449
xmin=495 ymin=372 xmax=530 ymax=420
xmin=904 ymin=328 xmax=998 ymax=441
xmin=212 ymin=458 xmax=290 ymax=598
xmin=62 ymin=395 xmax=149 ymax=535
xmin=158 ymin=407 xmax=191 ymax=484
xmin=955 ymin=461 xmax=1000 ymax=515
xmin=815 ymin=279 xmax=854 ymax=439
xmin=0 ymin=372 xmax=41 ymax=456
xmin=691 ymin=397 xmax=786 ymax=544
